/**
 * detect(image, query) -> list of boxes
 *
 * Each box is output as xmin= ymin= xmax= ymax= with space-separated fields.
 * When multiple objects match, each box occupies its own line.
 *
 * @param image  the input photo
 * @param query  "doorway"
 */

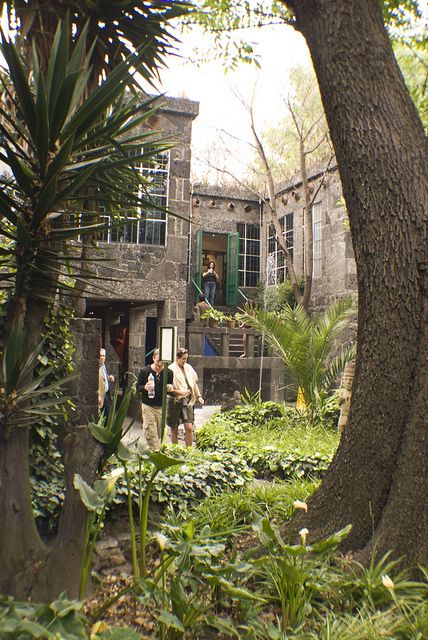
xmin=195 ymin=231 xmax=239 ymax=307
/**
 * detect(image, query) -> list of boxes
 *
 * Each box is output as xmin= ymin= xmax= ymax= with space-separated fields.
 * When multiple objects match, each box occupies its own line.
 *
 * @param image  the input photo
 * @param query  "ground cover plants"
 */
xmin=196 ymin=403 xmax=339 ymax=481
xmin=8 ymin=399 xmax=428 ymax=638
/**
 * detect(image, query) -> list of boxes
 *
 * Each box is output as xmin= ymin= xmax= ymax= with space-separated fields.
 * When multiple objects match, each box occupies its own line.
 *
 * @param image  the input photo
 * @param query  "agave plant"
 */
xmin=243 ymin=297 xmax=356 ymax=424
xmin=0 ymin=16 xmax=184 ymax=599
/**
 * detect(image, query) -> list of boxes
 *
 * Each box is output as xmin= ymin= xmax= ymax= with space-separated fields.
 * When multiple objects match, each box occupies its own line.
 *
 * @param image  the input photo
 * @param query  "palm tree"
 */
xmin=244 ymin=297 xmax=356 ymax=425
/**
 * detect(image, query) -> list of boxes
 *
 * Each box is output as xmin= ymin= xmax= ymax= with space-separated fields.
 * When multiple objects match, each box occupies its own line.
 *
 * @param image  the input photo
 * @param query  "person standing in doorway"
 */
xmin=98 ymin=348 xmax=115 ymax=416
xmin=202 ymin=261 xmax=219 ymax=306
xmin=137 ymin=348 xmax=174 ymax=450
xmin=167 ymin=348 xmax=204 ymax=447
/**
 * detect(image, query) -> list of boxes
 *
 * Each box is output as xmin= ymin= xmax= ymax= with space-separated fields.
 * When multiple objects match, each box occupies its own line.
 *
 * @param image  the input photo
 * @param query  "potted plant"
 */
xmin=225 ymin=314 xmax=237 ymax=328
xmin=201 ymin=308 xmax=227 ymax=328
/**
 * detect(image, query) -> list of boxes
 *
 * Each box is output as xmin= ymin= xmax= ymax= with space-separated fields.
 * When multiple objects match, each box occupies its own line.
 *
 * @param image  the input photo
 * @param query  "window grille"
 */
xmin=99 ymin=151 xmax=169 ymax=246
xmin=237 ymin=222 xmax=261 ymax=287
xmin=267 ymin=213 xmax=294 ymax=284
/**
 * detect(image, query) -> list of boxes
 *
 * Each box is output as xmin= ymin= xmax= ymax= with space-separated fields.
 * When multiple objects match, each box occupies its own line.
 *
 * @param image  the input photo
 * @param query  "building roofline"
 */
xmin=141 ymin=92 xmax=199 ymax=118
xmin=191 ymin=183 xmax=261 ymax=203
xmin=276 ymin=161 xmax=338 ymax=197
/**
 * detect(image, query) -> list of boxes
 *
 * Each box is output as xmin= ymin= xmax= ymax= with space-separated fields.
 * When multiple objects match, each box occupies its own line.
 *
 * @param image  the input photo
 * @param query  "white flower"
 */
xmin=106 ymin=467 xmax=124 ymax=492
xmin=155 ymin=533 xmax=168 ymax=551
xmin=293 ymin=500 xmax=308 ymax=512
xmin=299 ymin=527 xmax=309 ymax=545
xmin=382 ymin=574 xmax=395 ymax=591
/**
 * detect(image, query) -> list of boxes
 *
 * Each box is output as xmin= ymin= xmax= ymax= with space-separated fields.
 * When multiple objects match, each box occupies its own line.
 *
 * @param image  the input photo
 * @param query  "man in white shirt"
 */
xmin=98 ymin=348 xmax=114 ymax=416
xmin=167 ymin=348 xmax=204 ymax=447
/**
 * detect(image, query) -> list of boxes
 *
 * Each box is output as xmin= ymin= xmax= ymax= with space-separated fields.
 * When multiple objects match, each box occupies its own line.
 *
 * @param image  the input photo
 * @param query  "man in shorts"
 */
xmin=167 ymin=348 xmax=204 ymax=447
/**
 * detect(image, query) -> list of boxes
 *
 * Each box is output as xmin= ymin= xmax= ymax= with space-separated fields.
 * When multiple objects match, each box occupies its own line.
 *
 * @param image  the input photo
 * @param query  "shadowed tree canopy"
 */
xmin=1 ymin=0 xmax=190 ymax=81
xmin=0 ymin=3 xmax=193 ymax=601
xmin=194 ymin=0 xmax=428 ymax=569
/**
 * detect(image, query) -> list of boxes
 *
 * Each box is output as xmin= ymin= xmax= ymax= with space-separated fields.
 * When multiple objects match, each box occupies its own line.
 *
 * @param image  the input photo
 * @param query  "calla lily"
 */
xmin=382 ymin=574 xmax=395 ymax=591
xmin=293 ymin=500 xmax=308 ymax=512
xmin=299 ymin=527 xmax=309 ymax=545
xmin=155 ymin=533 xmax=168 ymax=551
xmin=106 ymin=467 xmax=124 ymax=493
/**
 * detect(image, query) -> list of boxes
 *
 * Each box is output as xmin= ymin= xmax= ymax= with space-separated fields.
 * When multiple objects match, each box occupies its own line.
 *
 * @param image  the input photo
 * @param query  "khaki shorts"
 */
xmin=167 ymin=397 xmax=194 ymax=428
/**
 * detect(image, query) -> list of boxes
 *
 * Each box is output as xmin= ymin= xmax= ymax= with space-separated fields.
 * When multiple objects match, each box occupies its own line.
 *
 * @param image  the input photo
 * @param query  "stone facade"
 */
xmin=80 ymin=93 xmax=357 ymax=405
xmin=189 ymin=185 xmax=262 ymax=310
xmin=68 ymin=318 xmax=101 ymax=425
xmin=273 ymin=166 xmax=357 ymax=306
xmin=85 ymin=96 xmax=199 ymax=382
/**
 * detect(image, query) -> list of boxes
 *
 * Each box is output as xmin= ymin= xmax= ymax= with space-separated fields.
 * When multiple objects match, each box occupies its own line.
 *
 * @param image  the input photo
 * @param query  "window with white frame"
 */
xmin=312 ymin=201 xmax=322 ymax=278
xmin=99 ymin=151 xmax=169 ymax=246
xmin=267 ymin=213 xmax=294 ymax=284
xmin=237 ymin=223 xmax=261 ymax=287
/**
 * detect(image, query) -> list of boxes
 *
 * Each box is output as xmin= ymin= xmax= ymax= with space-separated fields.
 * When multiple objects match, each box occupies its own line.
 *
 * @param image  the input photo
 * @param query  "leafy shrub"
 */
xmin=31 ymin=446 xmax=254 ymax=531
xmin=112 ymin=447 xmax=254 ymax=514
xmin=162 ymin=478 xmax=319 ymax=539
xmin=197 ymin=403 xmax=338 ymax=481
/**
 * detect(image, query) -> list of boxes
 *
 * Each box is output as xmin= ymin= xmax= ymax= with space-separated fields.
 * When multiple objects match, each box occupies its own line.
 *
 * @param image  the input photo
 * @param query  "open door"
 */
xmin=194 ymin=228 xmax=203 ymax=301
xmin=226 ymin=232 xmax=239 ymax=306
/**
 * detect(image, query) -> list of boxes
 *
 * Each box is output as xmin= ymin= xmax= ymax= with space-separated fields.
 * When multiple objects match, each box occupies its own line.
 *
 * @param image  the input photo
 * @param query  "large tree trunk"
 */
xmin=284 ymin=0 xmax=428 ymax=565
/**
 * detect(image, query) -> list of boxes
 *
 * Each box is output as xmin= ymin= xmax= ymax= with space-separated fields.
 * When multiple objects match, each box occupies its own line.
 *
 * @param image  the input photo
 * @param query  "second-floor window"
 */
xmin=99 ymin=151 xmax=169 ymax=246
xmin=237 ymin=223 xmax=261 ymax=287
xmin=267 ymin=213 xmax=294 ymax=284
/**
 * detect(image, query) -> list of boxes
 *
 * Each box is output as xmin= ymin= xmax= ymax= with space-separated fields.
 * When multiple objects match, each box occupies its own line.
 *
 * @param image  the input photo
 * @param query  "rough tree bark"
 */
xmin=283 ymin=0 xmax=428 ymax=566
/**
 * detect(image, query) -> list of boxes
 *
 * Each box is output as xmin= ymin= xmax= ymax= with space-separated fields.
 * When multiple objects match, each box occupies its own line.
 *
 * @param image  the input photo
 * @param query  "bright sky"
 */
xmin=156 ymin=22 xmax=310 ymax=182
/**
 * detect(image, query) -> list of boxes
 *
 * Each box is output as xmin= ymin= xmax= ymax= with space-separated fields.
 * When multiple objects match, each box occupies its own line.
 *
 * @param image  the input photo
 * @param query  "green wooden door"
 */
xmin=226 ymin=232 xmax=239 ymax=306
xmin=194 ymin=228 xmax=203 ymax=301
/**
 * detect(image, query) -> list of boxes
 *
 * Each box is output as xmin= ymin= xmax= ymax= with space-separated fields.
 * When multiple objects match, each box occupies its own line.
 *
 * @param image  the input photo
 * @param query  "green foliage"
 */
xmin=0 ymin=593 xmax=87 ymax=639
xmin=187 ymin=0 xmax=423 ymax=70
xmin=0 ymin=18 xmax=174 ymax=310
xmin=112 ymin=448 xmax=254 ymax=513
xmin=394 ymin=39 xmax=428 ymax=131
xmin=242 ymin=298 xmax=356 ymax=423
xmin=197 ymin=404 xmax=338 ymax=481
xmin=0 ymin=592 xmax=150 ymax=639
xmin=201 ymin=307 xmax=228 ymax=324
xmin=31 ymin=446 xmax=254 ymax=532
xmin=161 ymin=478 xmax=318 ymax=540
xmin=0 ymin=318 xmax=72 ymax=429
xmin=256 ymin=277 xmax=303 ymax=312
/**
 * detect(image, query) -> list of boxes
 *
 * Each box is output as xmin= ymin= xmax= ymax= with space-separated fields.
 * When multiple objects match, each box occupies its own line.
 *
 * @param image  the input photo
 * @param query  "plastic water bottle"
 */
xmin=148 ymin=373 xmax=155 ymax=399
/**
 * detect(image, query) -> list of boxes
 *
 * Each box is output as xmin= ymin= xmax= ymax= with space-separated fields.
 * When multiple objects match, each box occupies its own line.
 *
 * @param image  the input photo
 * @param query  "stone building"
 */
xmin=85 ymin=95 xmax=199 ymax=383
xmin=84 ymin=94 xmax=357 ymax=403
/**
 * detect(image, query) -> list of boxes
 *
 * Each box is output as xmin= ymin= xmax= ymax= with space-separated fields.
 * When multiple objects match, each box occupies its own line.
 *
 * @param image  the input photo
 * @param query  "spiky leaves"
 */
xmin=243 ymin=297 xmax=356 ymax=418
xmin=0 ymin=19 xmax=172 ymax=311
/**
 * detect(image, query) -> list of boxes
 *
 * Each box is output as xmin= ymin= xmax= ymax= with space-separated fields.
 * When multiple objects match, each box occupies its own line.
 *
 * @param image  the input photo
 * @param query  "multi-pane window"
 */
xmin=267 ymin=213 xmax=294 ymax=284
xmin=312 ymin=202 xmax=322 ymax=278
xmin=99 ymin=151 xmax=169 ymax=246
xmin=237 ymin=223 xmax=261 ymax=287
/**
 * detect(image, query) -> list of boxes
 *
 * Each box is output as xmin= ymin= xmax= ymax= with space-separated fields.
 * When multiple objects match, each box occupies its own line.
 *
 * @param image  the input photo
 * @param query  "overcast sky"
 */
xmin=156 ymin=21 xmax=310 ymax=183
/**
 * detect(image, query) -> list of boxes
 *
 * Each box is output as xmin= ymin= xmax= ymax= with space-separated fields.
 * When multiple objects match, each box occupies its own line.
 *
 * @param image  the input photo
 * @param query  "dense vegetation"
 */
xmin=17 ymin=401 xmax=427 ymax=638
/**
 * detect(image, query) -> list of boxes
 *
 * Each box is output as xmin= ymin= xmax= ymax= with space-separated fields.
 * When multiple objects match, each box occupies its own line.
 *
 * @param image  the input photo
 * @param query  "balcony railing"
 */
xmin=188 ymin=322 xmax=260 ymax=358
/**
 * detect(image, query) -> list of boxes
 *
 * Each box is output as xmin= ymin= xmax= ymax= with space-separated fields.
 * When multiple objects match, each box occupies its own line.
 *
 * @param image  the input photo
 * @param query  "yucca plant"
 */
xmin=0 ymin=15 xmax=183 ymax=600
xmin=243 ymin=297 xmax=356 ymax=425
